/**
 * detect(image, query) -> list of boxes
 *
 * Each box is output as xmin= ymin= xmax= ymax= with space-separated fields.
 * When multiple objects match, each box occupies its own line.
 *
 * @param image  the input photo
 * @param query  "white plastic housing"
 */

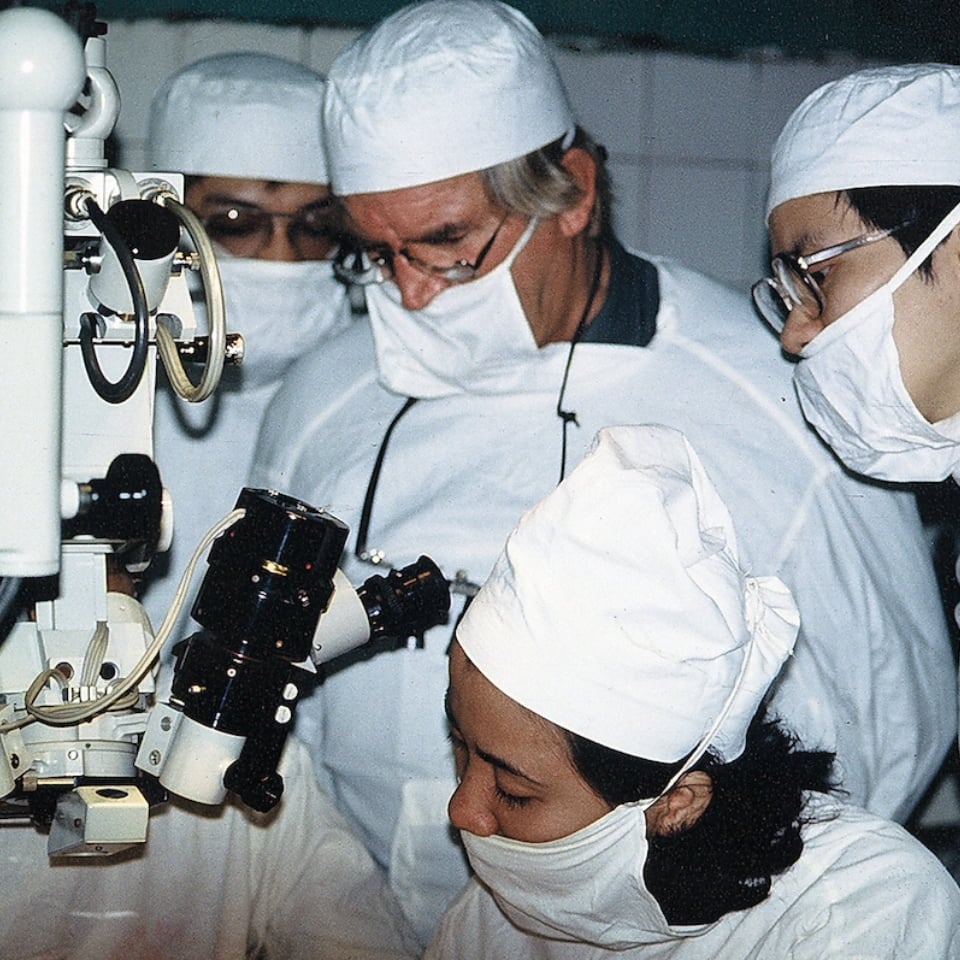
xmin=0 ymin=9 xmax=85 ymax=575
xmin=310 ymin=568 xmax=372 ymax=665
xmin=137 ymin=705 xmax=244 ymax=806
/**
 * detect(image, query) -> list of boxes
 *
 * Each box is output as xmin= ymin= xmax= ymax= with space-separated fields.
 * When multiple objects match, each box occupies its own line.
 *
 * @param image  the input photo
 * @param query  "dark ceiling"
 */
xmin=20 ymin=0 xmax=960 ymax=63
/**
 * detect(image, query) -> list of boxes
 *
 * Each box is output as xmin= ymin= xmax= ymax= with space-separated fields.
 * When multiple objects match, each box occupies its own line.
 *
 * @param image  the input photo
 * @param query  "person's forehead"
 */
xmin=341 ymin=171 xmax=492 ymax=242
xmin=450 ymin=644 xmax=533 ymax=734
xmin=187 ymin=175 xmax=330 ymax=209
xmin=449 ymin=644 xmax=566 ymax=755
xmin=768 ymin=191 xmax=863 ymax=254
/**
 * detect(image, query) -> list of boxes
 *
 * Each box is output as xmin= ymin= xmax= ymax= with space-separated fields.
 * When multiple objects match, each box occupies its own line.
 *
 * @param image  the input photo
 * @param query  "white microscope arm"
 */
xmin=0 ymin=6 xmax=223 ymax=856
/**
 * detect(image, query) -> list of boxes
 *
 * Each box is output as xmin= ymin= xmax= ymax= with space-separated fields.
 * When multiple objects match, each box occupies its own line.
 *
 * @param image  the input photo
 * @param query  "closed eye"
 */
xmin=494 ymin=784 xmax=531 ymax=809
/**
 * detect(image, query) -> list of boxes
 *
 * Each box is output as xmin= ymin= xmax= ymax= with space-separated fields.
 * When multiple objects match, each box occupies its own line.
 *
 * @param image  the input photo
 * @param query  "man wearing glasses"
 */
xmin=250 ymin=2 xmax=956 ymax=945
xmin=755 ymin=63 xmax=960 ymax=484
xmin=143 ymin=52 xmax=352 ymax=640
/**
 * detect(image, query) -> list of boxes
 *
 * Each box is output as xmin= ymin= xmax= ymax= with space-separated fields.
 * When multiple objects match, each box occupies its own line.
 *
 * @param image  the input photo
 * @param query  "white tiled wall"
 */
xmin=103 ymin=17 xmax=874 ymax=294
xmin=551 ymin=47 xmax=866 ymax=289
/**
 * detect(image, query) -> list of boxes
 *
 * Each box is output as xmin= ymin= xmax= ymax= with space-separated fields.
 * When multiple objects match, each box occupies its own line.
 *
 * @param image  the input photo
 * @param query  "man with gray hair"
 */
xmin=251 ymin=1 xmax=956 ymax=942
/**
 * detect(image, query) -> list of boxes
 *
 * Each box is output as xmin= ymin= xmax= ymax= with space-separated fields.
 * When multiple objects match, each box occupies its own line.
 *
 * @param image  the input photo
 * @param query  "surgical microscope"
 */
xmin=0 ymin=4 xmax=449 ymax=857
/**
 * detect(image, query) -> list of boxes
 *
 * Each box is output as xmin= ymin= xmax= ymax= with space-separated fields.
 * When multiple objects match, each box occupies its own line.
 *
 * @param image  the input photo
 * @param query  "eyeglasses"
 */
xmin=334 ymin=213 xmax=511 ymax=286
xmin=751 ymin=221 xmax=912 ymax=333
xmin=200 ymin=200 xmax=338 ymax=260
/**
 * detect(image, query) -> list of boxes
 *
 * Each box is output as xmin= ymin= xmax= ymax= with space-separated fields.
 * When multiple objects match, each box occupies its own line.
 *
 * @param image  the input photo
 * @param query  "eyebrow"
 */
xmin=200 ymin=194 xmax=332 ymax=213
xmin=774 ymin=229 xmax=828 ymax=261
xmin=347 ymin=218 xmax=473 ymax=249
xmin=412 ymin=221 xmax=471 ymax=246
xmin=195 ymin=193 xmax=260 ymax=208
xmin=444 ymin=690 xmax=544 ymax=787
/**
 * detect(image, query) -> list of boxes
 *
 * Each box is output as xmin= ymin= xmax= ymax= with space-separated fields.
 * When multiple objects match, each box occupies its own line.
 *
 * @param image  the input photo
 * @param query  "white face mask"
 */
xmin=461 ymin=802 xmax=707 ymax=948
xmin=793 ymin=200 xmax=960 ymax=482
xmin=214 ymin=256 xmax=351 ymax=388
xmin=365 ymin=218 xmax=541 ymax=398
xmin=455 ymin=584 xmax=793 ymax=948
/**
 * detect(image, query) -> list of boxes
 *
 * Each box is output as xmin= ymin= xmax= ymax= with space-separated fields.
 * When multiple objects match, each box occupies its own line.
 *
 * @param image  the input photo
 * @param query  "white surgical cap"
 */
xmin=322 ymin=0 xmax=576 ymax=194
xmin=456 ymin=425 xmax=799 ymax=764
xmin=148 ymin=53 xmax=328 ymax=183
xmin=767 ymin=63 xmax=960 ymax=219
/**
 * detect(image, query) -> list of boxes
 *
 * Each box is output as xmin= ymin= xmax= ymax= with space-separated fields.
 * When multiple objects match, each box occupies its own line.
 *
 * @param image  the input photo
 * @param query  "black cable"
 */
xmin=0 ymin=576 xmax=21 ymax=630
xmin=79 ymin=198 xmax=150 ymax=404
xmin=354 ymin=397 xmax=419 ymax=562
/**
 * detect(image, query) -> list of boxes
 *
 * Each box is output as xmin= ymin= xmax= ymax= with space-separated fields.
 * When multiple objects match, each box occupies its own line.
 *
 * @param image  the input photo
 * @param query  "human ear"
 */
xmin=556 ymin=147 xmax=597 ymax=239
xmin=645 ymin=771 xmax=713 ymax=836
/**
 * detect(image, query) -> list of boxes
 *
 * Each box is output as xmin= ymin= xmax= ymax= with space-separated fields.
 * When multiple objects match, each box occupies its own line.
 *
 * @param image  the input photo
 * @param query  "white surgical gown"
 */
xmin=424 ymin=797 xmax=960 ymax=959
xmin=0 ymin=737 xmax=419 ymax=960
xmin=249 ymin=252 xmax=957 ymax=943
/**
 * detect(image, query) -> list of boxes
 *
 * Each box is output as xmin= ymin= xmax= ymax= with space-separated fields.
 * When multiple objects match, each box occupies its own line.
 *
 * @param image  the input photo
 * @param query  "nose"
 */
xmin=780 ymin=305 xmax=826 ymax=356
xmin=257 ymin=218 xmax=303 ymax=262
xmin=392 ymin=256 xmax=448 ymax=310
xmin=447 ymin=774 xmax=499 ymax=837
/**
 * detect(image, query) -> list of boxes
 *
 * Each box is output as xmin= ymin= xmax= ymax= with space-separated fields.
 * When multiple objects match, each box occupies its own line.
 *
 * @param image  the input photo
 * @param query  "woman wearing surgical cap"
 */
xmin=754 ymin=64 xmax=960 ymax=483
xmin=428 ymin=425 xmax=960 ymax=958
